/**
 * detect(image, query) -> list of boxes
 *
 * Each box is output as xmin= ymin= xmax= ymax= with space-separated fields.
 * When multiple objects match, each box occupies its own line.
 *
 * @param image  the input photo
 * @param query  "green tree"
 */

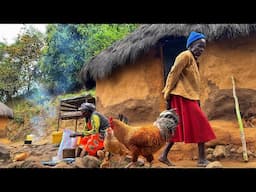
xmin=0 ymin=43 xmax=23 ymax=101
xmin=77 ymin=24 xmax=139 ymax=63
xmin=40 ymin=24 xmax=139 ymax=94
xmin=15 ymin=26 xmax=44 ymax=93
xmin=39 ymin=24 xmax=87 ymax=95
xmin=0 ymin=26 xmax=44 ymax=102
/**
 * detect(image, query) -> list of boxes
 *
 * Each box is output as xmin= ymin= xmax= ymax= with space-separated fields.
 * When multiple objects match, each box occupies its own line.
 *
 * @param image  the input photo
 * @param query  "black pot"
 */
xmin=24 ymin=140 xmax=32 ymax=144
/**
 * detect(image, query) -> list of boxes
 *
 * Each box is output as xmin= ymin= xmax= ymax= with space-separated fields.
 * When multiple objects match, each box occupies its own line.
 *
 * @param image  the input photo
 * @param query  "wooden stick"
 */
xmin=231 ymin=76 xmax=248 ymax=162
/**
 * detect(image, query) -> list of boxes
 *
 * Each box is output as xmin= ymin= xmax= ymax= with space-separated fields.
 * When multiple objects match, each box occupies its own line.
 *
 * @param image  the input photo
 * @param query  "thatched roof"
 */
xmin=0 ymin=102 xmax=13 ymax=119
xmin=80 ymin=24 xmax=256 ymax=88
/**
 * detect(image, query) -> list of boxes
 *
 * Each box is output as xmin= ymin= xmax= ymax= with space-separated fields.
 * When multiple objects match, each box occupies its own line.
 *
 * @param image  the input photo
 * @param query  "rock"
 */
xmin=206 ymin=148 xmax=214 ymax=154
xmin=74 ymin=157 xmax=86 ymax=168
xmin=206 ymin=161 xmax=223 ymax=168
xmin=206 ymin=154 xmax=215 ymax=161
xmin=12 ymin=156 xmax=45 ymax=168
xmin=247 ymin=150 xmax=253 ymax=156
xmin=82 ymin=155 xmax=101 ymax=168
xmin=100 ymin=159 xmax=110 ymax=168
xmin=136 ymin=158 xmax=145 ymax=167
xmin=54 ymin=161 xmax=74 ymax=168
xmin=13 ymin=152 xmax=30 ymax=161
xmin=7 ymin=161 xmax=23 ymax=168
xmin=237 ymin=147 xmax=243 ymax=154
xmin=124 ymin=155 xmax=132 ymax=162
xmin=213 ymin=145 xmax=226 ymax=159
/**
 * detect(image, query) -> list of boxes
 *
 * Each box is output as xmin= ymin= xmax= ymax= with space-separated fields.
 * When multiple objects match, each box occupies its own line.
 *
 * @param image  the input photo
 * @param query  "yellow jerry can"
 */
xmin=52 ymin=131 xmax=63 ymax=145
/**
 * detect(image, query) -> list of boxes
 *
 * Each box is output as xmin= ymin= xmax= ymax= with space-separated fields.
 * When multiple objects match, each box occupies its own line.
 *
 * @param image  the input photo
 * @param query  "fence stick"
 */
xmin=231 ymin=76 xmax=248 ymax=162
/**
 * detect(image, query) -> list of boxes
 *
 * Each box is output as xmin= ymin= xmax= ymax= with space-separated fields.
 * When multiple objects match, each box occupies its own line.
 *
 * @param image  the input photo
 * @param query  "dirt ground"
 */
xmin=1 ymin=118 xmax=256 ymax=168
xmin=1 ymin=135 xmax=256 ymax=169
xmin=0 ymin=142 xmax=253 ymax=169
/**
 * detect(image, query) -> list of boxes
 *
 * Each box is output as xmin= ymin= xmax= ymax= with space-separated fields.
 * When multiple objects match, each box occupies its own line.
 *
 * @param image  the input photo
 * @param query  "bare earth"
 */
xmin=1 ymin=119 xmax=256 ymax=169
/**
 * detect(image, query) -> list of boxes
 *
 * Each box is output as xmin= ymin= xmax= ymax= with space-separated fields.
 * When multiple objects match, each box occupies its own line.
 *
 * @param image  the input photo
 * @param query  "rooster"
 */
xmin=109 ymin=109 xmax=179 ymax=168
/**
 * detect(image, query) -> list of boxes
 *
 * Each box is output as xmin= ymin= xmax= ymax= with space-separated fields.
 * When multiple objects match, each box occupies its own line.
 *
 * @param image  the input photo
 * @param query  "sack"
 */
xmin=56 ymin=129 xmax=77 ymax=160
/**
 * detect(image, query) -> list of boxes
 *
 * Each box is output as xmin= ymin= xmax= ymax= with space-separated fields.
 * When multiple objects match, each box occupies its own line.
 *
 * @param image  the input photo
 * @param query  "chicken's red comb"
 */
xmin=109 ymin=117 xmax=114 ymax=129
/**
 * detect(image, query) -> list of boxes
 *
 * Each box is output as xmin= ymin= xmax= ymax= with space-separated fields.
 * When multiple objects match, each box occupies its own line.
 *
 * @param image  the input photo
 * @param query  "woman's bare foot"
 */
xmin=158 ymin=157 xmax=175 ymax=166
xmin=80 ymin=150 xmax=88 ymax=157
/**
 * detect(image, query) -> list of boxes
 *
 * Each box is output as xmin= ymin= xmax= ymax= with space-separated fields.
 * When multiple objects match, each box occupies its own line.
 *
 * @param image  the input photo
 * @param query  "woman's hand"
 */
xmin=70 ymin=133 xmax=85 ymax=137
xmin=163 ymin=91 xmax=170 ymax=100
xmin=70 ymin=133 xmax=77 ymax=137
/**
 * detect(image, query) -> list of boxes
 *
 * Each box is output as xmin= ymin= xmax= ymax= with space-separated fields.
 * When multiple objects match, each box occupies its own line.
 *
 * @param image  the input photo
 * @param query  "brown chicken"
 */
xmin=101 ymin=127 xmax=130 ymax=168
xmin=109 ymin=109 xmax=179 ymax=167
xmin=104 ymin=127 xmax=130 ymax=156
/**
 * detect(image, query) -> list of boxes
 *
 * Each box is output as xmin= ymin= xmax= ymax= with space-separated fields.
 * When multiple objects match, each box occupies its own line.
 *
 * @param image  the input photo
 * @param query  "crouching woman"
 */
xmin=70 ymin=102 xmax=110 ymax=157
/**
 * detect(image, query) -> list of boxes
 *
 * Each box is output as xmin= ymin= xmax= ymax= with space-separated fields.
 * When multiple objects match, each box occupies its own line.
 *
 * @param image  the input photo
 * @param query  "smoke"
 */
xmin=27 ymin=82 xmax=56 ymax=142
xmin=29 ymin=116 xmax=46 ymax=142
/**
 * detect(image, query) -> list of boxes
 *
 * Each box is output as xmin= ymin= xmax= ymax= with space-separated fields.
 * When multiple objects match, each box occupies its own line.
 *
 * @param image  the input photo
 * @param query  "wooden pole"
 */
xmin=231 ymin=76 xmax=248 ymax=162
xmin=75 ymin=119 xmax=78 ymax=132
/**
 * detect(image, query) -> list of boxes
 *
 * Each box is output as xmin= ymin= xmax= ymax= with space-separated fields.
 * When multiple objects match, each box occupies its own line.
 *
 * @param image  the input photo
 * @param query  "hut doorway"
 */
xmin=162 ymin=37 xmax=186 ymax=84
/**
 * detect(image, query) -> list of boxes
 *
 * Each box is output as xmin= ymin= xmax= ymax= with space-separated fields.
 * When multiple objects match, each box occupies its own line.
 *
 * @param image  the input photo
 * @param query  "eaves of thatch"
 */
xmin=0 ymin=102 xmax=14 ymax=119
xmin=80 ymin=24 xmax=256 ymax=88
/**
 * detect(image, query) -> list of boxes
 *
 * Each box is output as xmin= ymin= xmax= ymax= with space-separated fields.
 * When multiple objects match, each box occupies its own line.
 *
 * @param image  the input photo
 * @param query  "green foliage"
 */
xmin=7 ymin=88 xmax=96 ymax=142
xmin=0 ymin=45 xmax=23 ymax=102
xmin=39 ymin=24 xmax=86 ymax=95
xmin=7 ymin=98 xmax=42 ymax=141
xmin=39 ymin=24 xmax=139 ymax=94
xmin=77 ymin=24 xmax=139 ymax=63
xmin=59 ymin=89 xmax=95 ymax=99
xmin=0 ymin=26 xmax=44 ymax=102
xmin=13 ymin=116 xmax=25 ymax=125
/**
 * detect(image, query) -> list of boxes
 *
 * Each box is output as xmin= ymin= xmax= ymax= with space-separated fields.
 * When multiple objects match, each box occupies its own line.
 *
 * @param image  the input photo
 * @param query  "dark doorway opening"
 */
xmin=162 ymin=36 xmax=187 ymax=85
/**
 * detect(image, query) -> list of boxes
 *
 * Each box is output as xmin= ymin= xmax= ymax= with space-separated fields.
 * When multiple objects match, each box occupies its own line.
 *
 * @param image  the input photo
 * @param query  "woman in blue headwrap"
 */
xmin=159 ymin=31 xmax=216 ymax=167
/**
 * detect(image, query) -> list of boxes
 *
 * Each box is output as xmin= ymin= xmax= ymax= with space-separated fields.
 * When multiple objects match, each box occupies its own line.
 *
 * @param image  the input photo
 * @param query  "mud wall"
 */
xmin=199 ymin=35 xmax=256 ymax=120
xmin=0 ymin=117 xmax=8 ymax=137
xmin=96 ymin=48 xmax=165 ymax=123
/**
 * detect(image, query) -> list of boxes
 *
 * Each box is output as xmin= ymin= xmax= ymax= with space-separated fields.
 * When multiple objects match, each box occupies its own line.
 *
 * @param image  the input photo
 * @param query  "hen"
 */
xmin=104 ymin=127 xmax=130 ymax=156
xmin=101 ymin=127 xmax=130 ymax=168
xmin=110 ymin=109 xmax=179 ymax=168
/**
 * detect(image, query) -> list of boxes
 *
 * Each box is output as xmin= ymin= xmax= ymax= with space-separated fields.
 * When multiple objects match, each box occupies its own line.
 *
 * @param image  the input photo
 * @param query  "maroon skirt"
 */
xmin=169 ymin=95 xmax=216 ymax=143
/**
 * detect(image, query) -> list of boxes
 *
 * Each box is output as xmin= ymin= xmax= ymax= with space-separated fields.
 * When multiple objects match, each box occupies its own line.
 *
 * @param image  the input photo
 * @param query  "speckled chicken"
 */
xmin=109 ymin=109 xmax=179 ymax=167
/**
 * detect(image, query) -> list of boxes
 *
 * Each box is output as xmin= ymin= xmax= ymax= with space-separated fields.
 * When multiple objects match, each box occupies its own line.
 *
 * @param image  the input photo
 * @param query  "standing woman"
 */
xmin=159 ymin=31 xmax=216 ymax=167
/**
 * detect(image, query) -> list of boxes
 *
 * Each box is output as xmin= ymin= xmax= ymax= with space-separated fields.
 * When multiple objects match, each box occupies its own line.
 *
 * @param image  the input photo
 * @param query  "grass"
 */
xmin=6 ymin=89 xmax=96 ymax=142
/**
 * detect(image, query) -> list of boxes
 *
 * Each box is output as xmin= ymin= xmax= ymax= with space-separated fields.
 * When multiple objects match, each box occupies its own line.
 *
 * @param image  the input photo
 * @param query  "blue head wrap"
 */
xmin=186 ymin=31 xmax=206 ymax=48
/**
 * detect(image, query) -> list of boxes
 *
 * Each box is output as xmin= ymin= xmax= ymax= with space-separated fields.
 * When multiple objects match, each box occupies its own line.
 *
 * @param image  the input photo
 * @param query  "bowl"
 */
xmin=24 ymin=140 xmax=32 ymax=144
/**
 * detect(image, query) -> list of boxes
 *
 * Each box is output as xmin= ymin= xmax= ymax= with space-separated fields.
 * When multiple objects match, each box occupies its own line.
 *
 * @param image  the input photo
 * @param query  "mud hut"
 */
xmin=80 ymin=24 xmax=256 ymax=124
xmin=0 ymin=102 xmax=13 ymax=137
